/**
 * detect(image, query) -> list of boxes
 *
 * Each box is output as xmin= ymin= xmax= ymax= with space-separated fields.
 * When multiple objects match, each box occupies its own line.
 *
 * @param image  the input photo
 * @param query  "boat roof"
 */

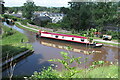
xmin=41 ymin=32 xmax=87 ymax=39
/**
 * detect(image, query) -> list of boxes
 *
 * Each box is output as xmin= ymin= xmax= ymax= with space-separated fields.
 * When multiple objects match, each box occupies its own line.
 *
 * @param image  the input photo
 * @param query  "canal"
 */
xmin=2 ymin=22 xmax=119 ymax=77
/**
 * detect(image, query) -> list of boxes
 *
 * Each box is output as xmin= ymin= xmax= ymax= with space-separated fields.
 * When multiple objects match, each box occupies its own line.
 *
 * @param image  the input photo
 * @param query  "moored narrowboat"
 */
xmin=36 ymin=30 xmax=103 ymax=47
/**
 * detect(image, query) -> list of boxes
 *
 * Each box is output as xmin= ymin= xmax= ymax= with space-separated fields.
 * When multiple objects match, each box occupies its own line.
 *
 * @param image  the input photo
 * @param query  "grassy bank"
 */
xmin=15 ymin=23 xmax=38 ymax=33
xmin=27 ymin=65 xmax=118 ymax=79
xmin=16 ymin=22 xmax=119 ymax=46
xmin=1 ymin=24 xmax=33 ymax=59
xmin=27 ymin=51 xmax=118 ymax=79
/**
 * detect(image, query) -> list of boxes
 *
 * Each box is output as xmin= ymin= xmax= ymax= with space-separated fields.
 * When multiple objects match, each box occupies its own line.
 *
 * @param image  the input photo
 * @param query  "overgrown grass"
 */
xmin=27 ymin=65 xmax=118 ymax=79
xmin=1 ymin=24 xmax=33 ymax=59
xmin=73 ymin=65 xmax=118 ymax=78
xmin=27 ymin=51 xmax=118 ymax=79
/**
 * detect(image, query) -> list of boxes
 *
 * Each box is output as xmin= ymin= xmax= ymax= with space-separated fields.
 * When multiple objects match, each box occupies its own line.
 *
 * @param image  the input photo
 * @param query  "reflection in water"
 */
xmin=40 ymin=39 xmax=101 ymax=55
xmin=2 ymin=22 xmax=119 ymax=77
xmin=2 ymin=51 xmax=33 ymax=72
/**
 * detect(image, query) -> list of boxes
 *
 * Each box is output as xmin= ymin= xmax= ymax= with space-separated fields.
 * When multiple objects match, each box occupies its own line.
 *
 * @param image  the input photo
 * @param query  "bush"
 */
xmin=106 ymin=30 xmax=119 ymax=39
xmin=46 ymin=23 xmax=61 ymax=29
xmin=20 ymin=19 xmax=32 ymax=25
xmin=27 ymin=67 xmax=58 ymax=79
xmin=2 ymin=14 xmax=22 ymax=22
xmin=2 ymin=28 xmax=16 ymax=38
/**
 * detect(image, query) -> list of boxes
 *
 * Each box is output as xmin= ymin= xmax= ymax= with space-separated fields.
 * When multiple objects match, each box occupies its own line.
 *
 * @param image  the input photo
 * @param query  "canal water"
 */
xmin=2 ymin=22 xmax=119 ymax=77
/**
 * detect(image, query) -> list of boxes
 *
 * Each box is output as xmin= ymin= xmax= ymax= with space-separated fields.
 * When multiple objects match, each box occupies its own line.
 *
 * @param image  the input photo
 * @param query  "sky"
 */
xmin=4 ymin=0 xmax=71 ymax=7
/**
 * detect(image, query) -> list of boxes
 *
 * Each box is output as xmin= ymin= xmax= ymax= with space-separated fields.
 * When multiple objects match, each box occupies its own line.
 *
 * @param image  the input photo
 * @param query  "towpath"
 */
xmin=16 ymin=22 xmax=120 ymax=45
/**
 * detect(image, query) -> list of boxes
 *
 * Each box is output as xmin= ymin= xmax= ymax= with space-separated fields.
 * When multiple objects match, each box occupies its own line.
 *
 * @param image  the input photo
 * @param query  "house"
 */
xmin=33 ymin=12 xmax=65 ymax=23
xmin=32 ymin=16 xmax=52 ymax=27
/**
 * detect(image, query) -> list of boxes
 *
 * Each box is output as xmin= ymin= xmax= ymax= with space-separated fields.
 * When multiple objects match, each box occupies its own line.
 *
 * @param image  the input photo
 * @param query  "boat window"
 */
xmin=62 ymin=36 xmax=64 ymax=38
xmin=55 ymin=35 xmax=58 ymax=38
xmin=81 ymin=38 xmax=84 ymax=42
xmin=72 ymin=38 xmax=74 ymax=40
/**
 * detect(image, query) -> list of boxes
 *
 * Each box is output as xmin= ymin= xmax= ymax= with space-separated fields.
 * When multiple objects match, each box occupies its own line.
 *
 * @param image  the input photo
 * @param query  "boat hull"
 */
xmin=36 ymin=35 xmax=103 ymax=47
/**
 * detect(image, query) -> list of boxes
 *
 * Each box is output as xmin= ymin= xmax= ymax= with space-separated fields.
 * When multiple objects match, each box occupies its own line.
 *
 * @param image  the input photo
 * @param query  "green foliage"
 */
xmin=48 ymin=49 xmax=82 ymax=78
xmin=90 ymin=61 xmax=105 ymax=69
xmin=106 ymin=30 xmax=120 ymax=39
xmin=28 ymin=67 xmax=58 ymax=79
xmin=2 ymin=14 xmax=22 ymax=22
xmin=59 ymin=2 xmax=118 ymax=31
xmin=46 ymin=23 xmax=61 ymax=29
xmin=20 ymin=19 xmax=32 ymax=25
xmin=22 ymin=0 xmax=36 ymax=19
xmin=60 ymin=7 xmax=69 ymax=14
xmin=2 ymin=28 xmax=16 ymax=38
xmin=28 ymin=50 xmax=118 ymax=78
xmin=15 ymin=23 xmax=38 ymax=33
xmin=87 ymin=28 xmax=97 ymax=37
xmin=1 ymin=25 xmax=33 ymax=58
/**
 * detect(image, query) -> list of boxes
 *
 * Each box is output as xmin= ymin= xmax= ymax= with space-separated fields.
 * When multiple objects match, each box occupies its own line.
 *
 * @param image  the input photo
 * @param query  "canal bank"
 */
xmin=2 ymin=22 xmax=119 ymax=78
xmin=15 ymin=22 xmax=120 ymax=47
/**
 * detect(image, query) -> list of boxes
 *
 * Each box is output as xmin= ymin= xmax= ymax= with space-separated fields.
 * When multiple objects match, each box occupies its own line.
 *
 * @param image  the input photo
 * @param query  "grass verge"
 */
xmin=15 ymin=22 xmax=119 ymax=46
xmin=1 ymin=24 xmax=33 ymax=59
xmin=27 ymin=65 xmax=118 ymax=78
xmin=15 ymin=23 xmax=38 ymax=33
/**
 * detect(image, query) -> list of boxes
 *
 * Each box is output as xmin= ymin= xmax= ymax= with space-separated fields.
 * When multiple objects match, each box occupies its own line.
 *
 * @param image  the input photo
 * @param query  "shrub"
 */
xmin=106 ymin=30 xmax=119 ymax=39
xmin=2 ymin=28 xmax=16 ymax=38
xmin=27 ymin=67 xmax=58 ymax=79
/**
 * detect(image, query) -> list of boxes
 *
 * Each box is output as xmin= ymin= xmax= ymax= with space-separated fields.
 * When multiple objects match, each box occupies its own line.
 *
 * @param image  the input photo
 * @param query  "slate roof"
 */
xmin=34 ymin=16 xmax=52 ymax=21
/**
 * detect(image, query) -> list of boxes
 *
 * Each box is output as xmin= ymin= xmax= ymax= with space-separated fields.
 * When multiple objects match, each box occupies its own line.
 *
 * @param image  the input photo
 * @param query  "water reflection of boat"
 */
xmin=39 ymin=38 xmax=101 ymax=55
xmin=36 ymin=30 xmax=103 ymax=47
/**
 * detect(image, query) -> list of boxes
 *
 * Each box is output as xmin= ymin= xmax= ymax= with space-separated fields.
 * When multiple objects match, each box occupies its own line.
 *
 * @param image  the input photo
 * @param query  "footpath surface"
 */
xmin=16 ymin=22 xmax=120 ymax=45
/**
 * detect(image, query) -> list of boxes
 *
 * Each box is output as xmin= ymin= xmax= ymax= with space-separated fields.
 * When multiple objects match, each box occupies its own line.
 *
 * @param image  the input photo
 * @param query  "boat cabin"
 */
xmin=40 ymin=31 xmax=90 ymax=44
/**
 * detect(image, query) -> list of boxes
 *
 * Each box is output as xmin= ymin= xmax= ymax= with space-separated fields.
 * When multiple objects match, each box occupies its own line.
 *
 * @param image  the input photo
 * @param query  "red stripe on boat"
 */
xmin=40 ymin=36 xmax=90 ymax=44
xmin=41 ymin=32 xmax=87 ymax=39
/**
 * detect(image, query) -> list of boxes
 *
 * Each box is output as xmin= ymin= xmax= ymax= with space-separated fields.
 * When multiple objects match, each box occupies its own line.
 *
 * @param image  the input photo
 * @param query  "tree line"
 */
xmin=60 ymin=2 xmax=119 ymax=32
xmin=4 ymin=6 xmax=60 ymax=14
xmin=4 ymin=1 xmax=120 ymax=33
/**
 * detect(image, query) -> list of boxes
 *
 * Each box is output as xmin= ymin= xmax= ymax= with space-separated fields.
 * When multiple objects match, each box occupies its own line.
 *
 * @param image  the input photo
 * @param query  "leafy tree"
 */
xmin=60 ymin=7 xmax=69 ymax=14
xmin=60 ymin=2 xmax=118 ymax=31
xmin=22 ymin=0 xmax=36 ymax=19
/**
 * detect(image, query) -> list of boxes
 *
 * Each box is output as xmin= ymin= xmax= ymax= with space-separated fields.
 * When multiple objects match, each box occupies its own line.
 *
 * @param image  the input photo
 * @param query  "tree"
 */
xmin=60 ymin=7 xmax=69 ymax=14
xmin=60 ymin=2 xmax=118 ymax=31
xmin=22 ymin=0 xmax=36 ymax=19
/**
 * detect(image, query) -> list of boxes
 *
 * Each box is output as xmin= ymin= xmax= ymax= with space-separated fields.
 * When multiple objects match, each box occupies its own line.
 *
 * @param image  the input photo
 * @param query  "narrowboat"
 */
xmin=36 ymin=30 xmax=103 ymax=47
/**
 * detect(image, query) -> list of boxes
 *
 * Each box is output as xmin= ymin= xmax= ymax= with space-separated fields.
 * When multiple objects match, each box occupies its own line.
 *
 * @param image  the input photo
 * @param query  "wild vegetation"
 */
xmin=27 ymin=50 xmax=118 ymax=79
xmin=1 ymin=24 xmax=33 ymax=59
xmin=4 ymin=5 xmax=60 ymax=14
xmin=3 ymin=1 xmax=120 ymax=40
xmin=1 ymin=1 xmax=119 ymax=79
